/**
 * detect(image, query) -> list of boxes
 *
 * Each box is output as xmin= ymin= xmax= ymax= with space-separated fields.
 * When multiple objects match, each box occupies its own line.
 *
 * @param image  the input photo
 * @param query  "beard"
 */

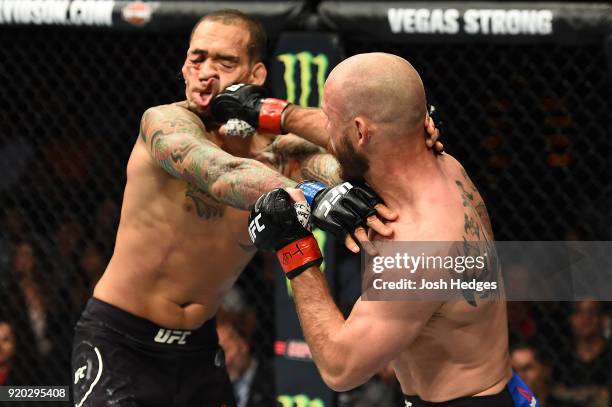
xmin=332 ymin=135 xmax=369 ymax=182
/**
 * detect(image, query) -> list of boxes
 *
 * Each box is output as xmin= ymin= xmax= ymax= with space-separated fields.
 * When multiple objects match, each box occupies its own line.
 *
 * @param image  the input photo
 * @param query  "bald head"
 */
xmin=325 ymin=53 xmax=427 ymax=133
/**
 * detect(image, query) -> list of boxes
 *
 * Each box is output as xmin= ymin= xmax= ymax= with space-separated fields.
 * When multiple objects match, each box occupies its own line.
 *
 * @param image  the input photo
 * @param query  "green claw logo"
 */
xmin=277 ymin=52 xmax=329 ymax=107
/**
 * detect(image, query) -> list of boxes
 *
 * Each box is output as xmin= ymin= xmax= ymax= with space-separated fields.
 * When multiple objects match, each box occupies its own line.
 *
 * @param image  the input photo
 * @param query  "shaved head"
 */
xmin=325 ymin=53 xmax=427 ymax=132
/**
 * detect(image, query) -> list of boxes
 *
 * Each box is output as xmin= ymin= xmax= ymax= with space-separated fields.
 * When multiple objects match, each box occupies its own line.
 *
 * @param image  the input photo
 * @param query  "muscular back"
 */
xmin=388 ymin=154 xmax=511 ymax=401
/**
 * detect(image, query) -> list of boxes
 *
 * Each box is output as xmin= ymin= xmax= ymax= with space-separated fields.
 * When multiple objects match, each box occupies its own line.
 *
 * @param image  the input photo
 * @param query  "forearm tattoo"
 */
xmin=140 ymin=107 xmax=295 ymax=211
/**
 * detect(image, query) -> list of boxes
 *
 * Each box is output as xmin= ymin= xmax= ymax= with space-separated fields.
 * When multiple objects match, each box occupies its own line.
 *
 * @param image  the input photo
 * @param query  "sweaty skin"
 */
xmin=93 ymin=20 xmax=341 ymax=330
xmin=286 ymin=53 xmax=511 ymax=401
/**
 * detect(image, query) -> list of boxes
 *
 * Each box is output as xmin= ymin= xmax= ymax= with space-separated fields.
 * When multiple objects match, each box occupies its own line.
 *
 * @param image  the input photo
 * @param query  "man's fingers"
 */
xmin=345 ymin=234 xmax=360 ymax=253
xmin=352 ymin=227 xmax=379 ymax=256
xmin=286 ymin=188 xmax=307 ymax=203
xmin=427 ymin=118 xmax=436 ymax=134
xmin=366 ymin=215 xmax=393 ymax=236
xmin=374 ymin=203 xmax=398 ymax=221
xmin=435 ymin=141 xmax=445 ymax=153
xmin=218 ymin=125 xmax=227 ymax=137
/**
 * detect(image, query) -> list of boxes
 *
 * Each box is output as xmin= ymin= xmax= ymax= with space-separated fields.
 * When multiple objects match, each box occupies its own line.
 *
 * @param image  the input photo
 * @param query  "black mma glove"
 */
xmin=248 ymin=188 xmax=322 ymax=279
xmin=296 ymin=180 xmax=383 ymax=238
xmin=211 ymin=83 xmax=290 ymax=134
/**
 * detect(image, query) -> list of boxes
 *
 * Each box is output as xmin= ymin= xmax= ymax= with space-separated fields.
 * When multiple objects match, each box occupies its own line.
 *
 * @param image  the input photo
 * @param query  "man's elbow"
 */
xmin=321 ymin=368 xmax=369 ymax=392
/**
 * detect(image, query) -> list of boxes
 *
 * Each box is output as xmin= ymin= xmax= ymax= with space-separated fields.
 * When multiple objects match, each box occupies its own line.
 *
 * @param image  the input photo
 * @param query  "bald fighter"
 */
xmin=70 ymin=11 xmax=442 ymax=407
xmin=240 ymin=53 xmax=541 ymax=407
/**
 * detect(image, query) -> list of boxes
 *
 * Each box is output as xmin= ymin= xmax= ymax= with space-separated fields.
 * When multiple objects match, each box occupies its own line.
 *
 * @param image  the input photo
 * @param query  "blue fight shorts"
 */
xmin=404 ymin=372 xmax=540 ymax=407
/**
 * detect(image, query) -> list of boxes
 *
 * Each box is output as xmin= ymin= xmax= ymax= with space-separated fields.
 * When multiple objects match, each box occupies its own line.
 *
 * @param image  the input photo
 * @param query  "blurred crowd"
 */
xmin=0 ymin=203 xmax=610 ymax=406
xmin=0 ymin=200 xmax=118 ymax=386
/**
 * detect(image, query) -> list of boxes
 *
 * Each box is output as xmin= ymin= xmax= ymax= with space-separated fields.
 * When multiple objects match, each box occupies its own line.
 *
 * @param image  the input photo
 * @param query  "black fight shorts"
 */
xmin=71 ymin=298 xmax=236 ymax=407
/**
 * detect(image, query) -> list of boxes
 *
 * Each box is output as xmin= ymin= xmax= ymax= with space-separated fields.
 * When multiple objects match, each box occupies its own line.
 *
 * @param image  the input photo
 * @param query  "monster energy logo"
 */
xmin=277 ymin=52 xmax=329 ymax=107
xmin=278 ymin=394 xmax=325 ymax=407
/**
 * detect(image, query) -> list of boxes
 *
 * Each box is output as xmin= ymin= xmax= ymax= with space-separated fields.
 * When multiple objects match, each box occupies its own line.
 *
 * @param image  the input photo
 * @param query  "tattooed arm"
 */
xmin=140 ymin=105 xmax=295 ymax=210
xmin=261 ymin=134 xmax=342 ymax=185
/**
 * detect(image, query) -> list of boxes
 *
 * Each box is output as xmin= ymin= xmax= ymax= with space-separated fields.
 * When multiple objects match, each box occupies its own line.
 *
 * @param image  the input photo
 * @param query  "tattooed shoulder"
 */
xmin=140 ymin=105 xmax=206 ymax=143
xmin=453 ymin=165 xmax=500 ymax=305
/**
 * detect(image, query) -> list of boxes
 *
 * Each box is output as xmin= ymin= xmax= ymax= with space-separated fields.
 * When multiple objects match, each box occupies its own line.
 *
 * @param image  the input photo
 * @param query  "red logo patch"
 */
xmin=121 ymin=1 xmax=154 ymax=26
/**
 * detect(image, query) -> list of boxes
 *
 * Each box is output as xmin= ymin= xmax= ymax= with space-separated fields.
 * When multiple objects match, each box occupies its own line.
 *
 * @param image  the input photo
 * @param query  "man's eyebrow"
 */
xmin=190 ymin=49 xmax=207 ymax=56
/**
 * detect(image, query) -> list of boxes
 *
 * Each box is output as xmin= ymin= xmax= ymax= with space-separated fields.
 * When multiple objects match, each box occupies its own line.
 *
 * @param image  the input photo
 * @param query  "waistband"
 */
xmin=77 ymin=297 xmax=219 ymax=351
xmin=404 ymin=388 xmax=514 ymax=407
xmin=404 ymin=372 xmax=539 ymax=407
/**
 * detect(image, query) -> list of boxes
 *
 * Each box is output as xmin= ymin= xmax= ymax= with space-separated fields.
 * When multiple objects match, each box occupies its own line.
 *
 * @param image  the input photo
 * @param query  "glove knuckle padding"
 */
xmin=355 ymin=186 xmax=382 ymax=207
xmin=343 ymin=193 xmax=375 ymax=220
xmin=211 ymin=84 xmax=267 ymax=127
xmin=249 ymin=189 xmax=311 ymax=250
xmin=331 ymin=202 xmax=361 ymax=231
xmin=308 ymin=182 xmax=384 ymax=238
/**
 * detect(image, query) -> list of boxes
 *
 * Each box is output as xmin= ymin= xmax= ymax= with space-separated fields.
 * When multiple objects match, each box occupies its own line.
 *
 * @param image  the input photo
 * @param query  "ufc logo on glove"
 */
xmin=318 ymin=182 xmax=353 ymax=217
xmin=248 ymin=213 xmax=266 ymax=242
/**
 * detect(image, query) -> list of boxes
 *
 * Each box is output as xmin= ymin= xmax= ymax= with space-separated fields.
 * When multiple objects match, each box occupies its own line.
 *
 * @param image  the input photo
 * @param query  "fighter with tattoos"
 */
xmin=245 ymin=54 xmax=541 ymax=407
xmin=70 ymin=11 xmax=441 ymax=407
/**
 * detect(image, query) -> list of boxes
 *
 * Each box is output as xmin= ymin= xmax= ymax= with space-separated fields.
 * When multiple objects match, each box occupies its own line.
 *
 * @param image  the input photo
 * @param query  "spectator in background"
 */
xmin=554 ymin=300 xmax=610 ymax=406
xmin=511 ymin=343 xmax=578 ymax=407
xmin=8 ymin=240 xmax=72 ymax=384
xmin=217 ymin=312 xmax=274 ymax=407
xmin=0 ymin=207 xmax=29 ymax=270
xmin=0 ymin=321 xmax=16 ymax=385
xmin=11 ymin=242 xmax=54 ymax=356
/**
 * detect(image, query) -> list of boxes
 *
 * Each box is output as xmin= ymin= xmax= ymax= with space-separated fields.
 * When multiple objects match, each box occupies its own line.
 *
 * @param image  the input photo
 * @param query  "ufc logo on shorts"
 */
xmin=74 ymin=365 xmax=87 ymax=384
xmin=154 ymin=329 xmax=191 ymax=345
xmin=248 ymin=213 xmax=265 ymax=242
xmin=319 ymin=182 xmax=353 ymax=217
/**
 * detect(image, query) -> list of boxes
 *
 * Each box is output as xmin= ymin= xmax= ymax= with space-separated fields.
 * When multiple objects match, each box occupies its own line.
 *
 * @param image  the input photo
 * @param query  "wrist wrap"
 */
xmin=276 ymin=235 xmax=323 ymax=279
xmin=259 ymin=98 xmax=290 ymax=134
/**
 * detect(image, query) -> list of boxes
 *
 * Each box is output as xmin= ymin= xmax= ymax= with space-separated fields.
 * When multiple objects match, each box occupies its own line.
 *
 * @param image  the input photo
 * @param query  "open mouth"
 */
xmin=194 ymin=91 xmax=214 ymax=108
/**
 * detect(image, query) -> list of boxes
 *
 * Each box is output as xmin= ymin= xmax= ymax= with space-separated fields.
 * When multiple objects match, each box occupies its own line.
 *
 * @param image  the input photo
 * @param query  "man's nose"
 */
xmin=198 ymin=59 xmax=218 ymax=82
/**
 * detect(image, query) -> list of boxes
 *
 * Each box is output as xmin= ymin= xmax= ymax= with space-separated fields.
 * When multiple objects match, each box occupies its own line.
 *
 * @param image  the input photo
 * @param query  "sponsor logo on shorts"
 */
xmin=517 ymin=387 xmax=538 ymax=407
xmin=74 ymin=346 xmax=103 ymax=407
xmin=153 ymin=328 xmax=191 ymax=345
xmin=74 ymin=365 xmax=87 ymax=384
